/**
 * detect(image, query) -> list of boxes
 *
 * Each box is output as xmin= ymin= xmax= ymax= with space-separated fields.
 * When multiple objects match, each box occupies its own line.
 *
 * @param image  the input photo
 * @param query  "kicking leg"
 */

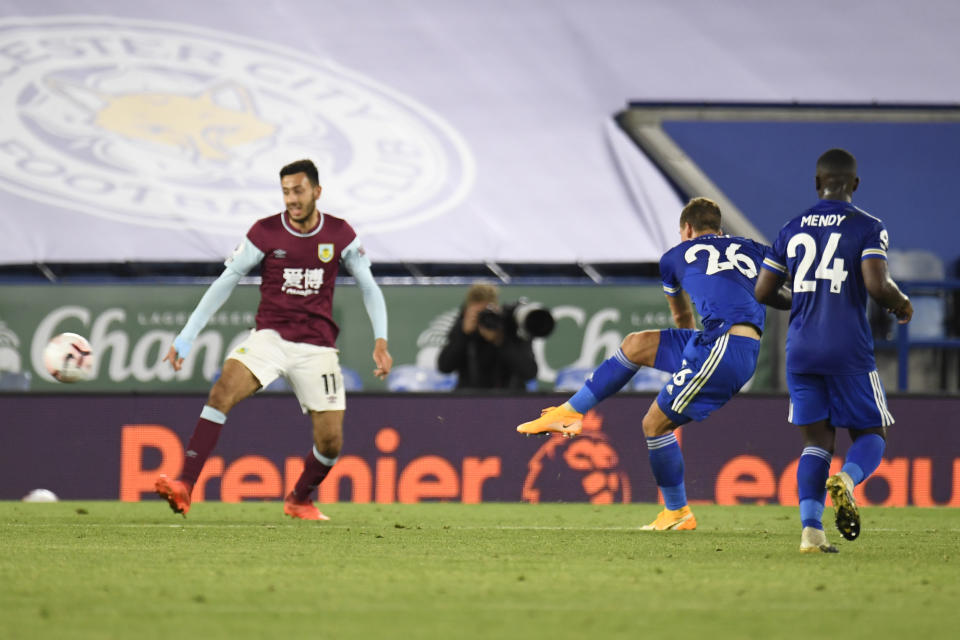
xmin=156 ymin=358 xmax=260 ymax=516
xmin=517 ymin=331 xmax=660 ymax=437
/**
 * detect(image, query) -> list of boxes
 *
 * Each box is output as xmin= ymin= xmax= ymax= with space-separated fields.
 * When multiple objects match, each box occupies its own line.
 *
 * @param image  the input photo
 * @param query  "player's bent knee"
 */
xmin=206 ymin=383 xmax=240 ymax=415
xmin=311 ymin=411 xmax=344 ymax=458
xmin=799 ymin=420 xmax=835 ymax=451
xmin=641 ymin=419 xmax=673 ymax=438
xmin=641 ymin=401 xmax=675 ymax=438
xmin=207 ymin=360 xmax=261 ymax=413
xmin=621 ymin=331 xmax=658 ymax=368
xmin=620 ymin=331 xmax=644 ymax=356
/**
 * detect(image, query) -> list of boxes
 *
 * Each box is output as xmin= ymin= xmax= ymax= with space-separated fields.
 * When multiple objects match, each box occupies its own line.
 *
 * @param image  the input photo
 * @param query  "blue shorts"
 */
xmin=786 ymin=370 xmax=894 ymax=429
xmin=654 ymin=328 xmax=760 ymax=426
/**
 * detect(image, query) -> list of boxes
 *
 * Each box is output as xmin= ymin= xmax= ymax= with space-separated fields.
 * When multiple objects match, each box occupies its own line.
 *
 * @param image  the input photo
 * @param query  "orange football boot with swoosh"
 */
xmin=516 ymin=404 xmax=583 ymax=438
xmin=640 ymin=505 xmax=697 ymax=531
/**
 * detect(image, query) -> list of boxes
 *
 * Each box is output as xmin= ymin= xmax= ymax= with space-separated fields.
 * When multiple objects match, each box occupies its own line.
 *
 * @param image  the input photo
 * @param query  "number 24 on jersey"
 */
xmin=787 ymin=232 xmax=849 ymax=294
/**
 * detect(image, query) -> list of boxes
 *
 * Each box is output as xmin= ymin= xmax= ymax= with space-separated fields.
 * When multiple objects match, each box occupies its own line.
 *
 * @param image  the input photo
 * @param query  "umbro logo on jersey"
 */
xmin=272 ymin=249 xmax=287 ymax=259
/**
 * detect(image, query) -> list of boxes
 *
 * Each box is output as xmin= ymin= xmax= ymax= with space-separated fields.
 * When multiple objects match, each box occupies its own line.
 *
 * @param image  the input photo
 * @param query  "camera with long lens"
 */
xmin=477 ymin=298 xmax=555 ymax=340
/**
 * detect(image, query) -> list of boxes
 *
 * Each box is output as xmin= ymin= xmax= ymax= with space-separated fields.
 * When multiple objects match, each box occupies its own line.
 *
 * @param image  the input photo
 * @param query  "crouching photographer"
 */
xmin=437 ymin=283 xmax=554 ymax=391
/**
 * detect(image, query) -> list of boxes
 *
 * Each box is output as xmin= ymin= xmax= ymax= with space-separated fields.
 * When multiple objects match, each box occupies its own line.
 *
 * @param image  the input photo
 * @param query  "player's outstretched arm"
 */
xmin=165 ymin=238 xmax=261 ymax=371
xmin=863 ymin=258 xmax=912 ymax=324
xmin=165 ymin=268 xmax=244 ymax=371
xmin=754 ymin=269 xmax=792 ymax=310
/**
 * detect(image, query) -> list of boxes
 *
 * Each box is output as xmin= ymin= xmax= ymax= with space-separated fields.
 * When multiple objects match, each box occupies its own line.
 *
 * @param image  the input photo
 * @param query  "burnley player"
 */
xmin=155 ymin=159 xmax=392 ymax=521
xmin=519 ymin=197 xmax=774 ymax=531
xmin=755 ymin=148 xmax=912 ymax=553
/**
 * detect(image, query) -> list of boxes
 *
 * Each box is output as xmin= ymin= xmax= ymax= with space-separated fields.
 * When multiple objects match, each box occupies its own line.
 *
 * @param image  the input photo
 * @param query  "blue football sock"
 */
xmin=568 ymin=349 xmax=639 ymax=414
xmin=842 ymin=433 xmax=885 ymax=486
xmin=797 ymin=446 xmax=831 ymax=529
xmin=646 ymin=433 xmax=686 ymax=510
xmin=799 ymin=500 xmax=825 ymax=530
xmin=567 ymin=387 xmax=598 ymax=414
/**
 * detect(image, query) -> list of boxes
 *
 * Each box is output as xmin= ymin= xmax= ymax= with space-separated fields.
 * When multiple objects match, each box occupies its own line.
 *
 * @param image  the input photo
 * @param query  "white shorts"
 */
xmin=227 ymin=329 xmax=346 ymax=413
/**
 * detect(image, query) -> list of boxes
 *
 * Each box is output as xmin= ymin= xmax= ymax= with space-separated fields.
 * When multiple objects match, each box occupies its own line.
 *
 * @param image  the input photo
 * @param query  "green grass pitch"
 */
xmin=2 ymin=501 xmax=958 ymax=639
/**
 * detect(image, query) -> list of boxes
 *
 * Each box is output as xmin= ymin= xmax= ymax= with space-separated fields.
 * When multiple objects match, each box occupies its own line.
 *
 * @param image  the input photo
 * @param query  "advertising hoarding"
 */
xmin=0 ymin=283 xmax=778 ymax=392
xmin=1 ymin=393 xmax=956 ymax=508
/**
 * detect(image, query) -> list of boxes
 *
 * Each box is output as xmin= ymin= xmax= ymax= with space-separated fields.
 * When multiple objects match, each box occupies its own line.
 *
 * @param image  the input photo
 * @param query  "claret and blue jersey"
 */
xmin=659 ymin=233 xmax=768 ymax=343
xmin=762 ymin=199 xmax=889 ymax=375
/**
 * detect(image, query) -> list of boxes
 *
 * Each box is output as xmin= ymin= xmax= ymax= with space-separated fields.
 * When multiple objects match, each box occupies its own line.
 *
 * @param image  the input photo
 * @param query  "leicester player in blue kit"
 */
xmin=755 ymin=148 xmax=912 ymax=553
xmin=518 ymin=197 xmax=773 ymax=530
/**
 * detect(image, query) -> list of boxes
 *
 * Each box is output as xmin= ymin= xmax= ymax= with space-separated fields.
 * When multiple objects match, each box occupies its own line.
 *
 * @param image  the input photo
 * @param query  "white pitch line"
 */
xmin=3 ymin=523 xmax=960 ymax=533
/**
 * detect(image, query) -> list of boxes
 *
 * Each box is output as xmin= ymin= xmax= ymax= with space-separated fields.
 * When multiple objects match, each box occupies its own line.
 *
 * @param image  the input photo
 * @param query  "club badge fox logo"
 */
xmin=318 ymin=244 xmax=335 ymax=263
xmin=0 ymin=16 xmax=475 ymax=238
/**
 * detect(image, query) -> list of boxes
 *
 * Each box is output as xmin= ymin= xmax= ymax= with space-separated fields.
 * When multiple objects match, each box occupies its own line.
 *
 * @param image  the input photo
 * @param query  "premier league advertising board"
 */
xmin=1 ymin=394 xmax=957 ymax=507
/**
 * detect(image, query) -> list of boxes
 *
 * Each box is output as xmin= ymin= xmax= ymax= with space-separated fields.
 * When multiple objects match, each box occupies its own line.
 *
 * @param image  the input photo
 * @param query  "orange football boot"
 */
xmin=516 ymin=404 xmax=583 ymax=438
xmin=283 ymin=493 xmax=330 ymax=521
xmin=640 ymin=505 xmax=697 ymax=531
xmin=155 ymin=475 xmax=191 ymax=517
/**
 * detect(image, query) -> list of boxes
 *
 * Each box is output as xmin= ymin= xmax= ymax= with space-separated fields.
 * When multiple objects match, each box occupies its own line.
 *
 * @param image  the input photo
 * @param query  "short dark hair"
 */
xmin=680 ymin=197 xmax=722 ymax=232
xmin=279 ymin=159 xmax=319 ymax=186
xmin=816 ymin=148 xmax=857 ymax=177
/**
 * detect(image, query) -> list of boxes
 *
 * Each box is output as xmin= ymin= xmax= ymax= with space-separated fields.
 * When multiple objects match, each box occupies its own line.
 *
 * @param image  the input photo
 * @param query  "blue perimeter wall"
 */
xmin=661 ymin=121 xmax=958 ymax=272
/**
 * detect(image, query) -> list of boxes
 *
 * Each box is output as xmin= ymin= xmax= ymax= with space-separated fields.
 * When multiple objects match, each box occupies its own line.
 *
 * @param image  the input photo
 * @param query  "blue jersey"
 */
xmin=659 ymin=234 xmax=768 ymax=343
xmin=762 ymin=200 xmax=889 ymax=375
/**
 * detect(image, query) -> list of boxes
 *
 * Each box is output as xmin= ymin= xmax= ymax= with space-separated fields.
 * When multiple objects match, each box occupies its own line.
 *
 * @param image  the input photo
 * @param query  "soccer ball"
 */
xmin=43 ymin=333 xmax=95 ymax=383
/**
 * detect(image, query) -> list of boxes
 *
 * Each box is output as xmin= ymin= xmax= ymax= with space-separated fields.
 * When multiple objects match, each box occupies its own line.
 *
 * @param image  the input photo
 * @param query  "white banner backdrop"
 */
xmin=0 ymin=1 xmax=957 ymax=265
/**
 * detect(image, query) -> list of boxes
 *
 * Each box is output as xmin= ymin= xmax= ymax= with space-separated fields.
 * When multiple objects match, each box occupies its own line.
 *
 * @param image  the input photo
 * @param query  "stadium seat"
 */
xmin=340 ymin=367 xmax=364 ymax=391
xmin=888 ymin=249 xmax=946 ymax=339
xmin=555 ymin=364 xmax=670 ymax=392
xmin=631 ymin=367 xmax=671 ymax=391
xmin=887 ymin=249 xmax=945 ymax=281
xmin=262 ymin=377 xmax=292 ymax=393
xmin=908 ymin=298 xmax=947 ymax=340
xmin=210 ymin=367 xmax=292 ymax=393
xmin=211 ymin=367 xmax=362 ymax=393
xmin=386 ymin=365 xmax=457 ymax=392
xmin=553 ymin=366 xmax=593 ymax=392
xmin=0 ymin=371 xmax=31 ymax=391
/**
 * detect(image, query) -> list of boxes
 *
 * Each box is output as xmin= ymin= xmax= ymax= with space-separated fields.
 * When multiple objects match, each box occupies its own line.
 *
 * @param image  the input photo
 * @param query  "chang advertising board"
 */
xmin=0 ymin=283 xmax=776 ymax=392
